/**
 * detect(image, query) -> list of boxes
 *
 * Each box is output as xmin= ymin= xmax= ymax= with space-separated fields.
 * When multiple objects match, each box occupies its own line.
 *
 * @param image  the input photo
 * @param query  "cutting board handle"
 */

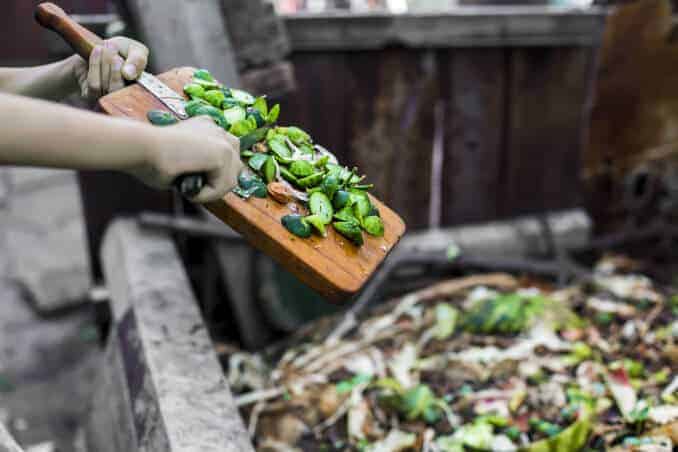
xmin=35 ymin=3 xmax=103 ymax=60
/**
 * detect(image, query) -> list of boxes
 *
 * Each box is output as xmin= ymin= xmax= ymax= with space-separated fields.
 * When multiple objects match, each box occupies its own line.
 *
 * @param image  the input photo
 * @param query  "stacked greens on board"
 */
xmin=147 ymin=69 xmax=383 ymax=247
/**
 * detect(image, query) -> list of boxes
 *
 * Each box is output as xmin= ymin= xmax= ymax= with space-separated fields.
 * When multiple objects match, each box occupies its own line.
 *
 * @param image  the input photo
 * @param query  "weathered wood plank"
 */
xmin=503 ymin=46 xmax=592 ymax=217
xmin=279 ymin=52 xmax=351 ymax=163
xmin=87 ymin=219 xmax=254 ymax=452
xmin=348 ymin=49 xmax=436 ymax=230
xmin=282 ymin=8 xmax=605 ymax=51
xmin=442 ymin=48 xmax=506 ymax=225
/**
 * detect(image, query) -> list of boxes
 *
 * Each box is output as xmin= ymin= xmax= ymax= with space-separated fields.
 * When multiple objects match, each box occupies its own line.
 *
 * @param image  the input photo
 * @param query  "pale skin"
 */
xmin=0 ymin=37 xmax=242 ymax=203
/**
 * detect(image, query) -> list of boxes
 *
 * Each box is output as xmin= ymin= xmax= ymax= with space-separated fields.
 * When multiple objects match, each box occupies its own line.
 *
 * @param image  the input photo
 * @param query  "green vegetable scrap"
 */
xmin=463 ymin=292 xmax=548 ymax=334
xmin=147 ymin=110 xmax=178 ymax=126
xmin=147 ymin=68 xmax=383 ymax=246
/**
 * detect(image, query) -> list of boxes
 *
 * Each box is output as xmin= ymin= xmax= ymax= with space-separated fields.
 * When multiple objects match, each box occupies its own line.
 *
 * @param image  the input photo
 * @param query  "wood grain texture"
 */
xmin=443 ymin=49 xmax=506 ymax=225
xmin=281 ymin=50 xmax=435 ymax=230
xmin=504 ymin=47 xmax=592 ymax=217
xmin=99 ymin=67 xmax=405 ymax=302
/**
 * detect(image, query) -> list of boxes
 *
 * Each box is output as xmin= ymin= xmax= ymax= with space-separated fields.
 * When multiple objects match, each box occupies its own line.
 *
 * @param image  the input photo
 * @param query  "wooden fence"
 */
xmin=278 ymin=8 xmax=606 ymax=230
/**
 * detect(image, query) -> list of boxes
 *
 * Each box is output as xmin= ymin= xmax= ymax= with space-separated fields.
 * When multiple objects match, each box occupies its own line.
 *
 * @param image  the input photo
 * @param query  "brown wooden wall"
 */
xmin=280 ymin=46 xmax=594 ymax=230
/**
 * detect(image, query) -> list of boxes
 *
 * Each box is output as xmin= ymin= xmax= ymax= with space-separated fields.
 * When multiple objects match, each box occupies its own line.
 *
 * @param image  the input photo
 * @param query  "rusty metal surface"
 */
xmin=584 ymin=0 xmax=678 ymax=230
xmin=585 ymin=0 xmax=678 ymax=180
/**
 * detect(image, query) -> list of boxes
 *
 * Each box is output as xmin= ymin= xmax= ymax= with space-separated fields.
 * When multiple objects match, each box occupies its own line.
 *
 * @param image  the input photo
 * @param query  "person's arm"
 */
xmin=0 ymin=37 xmax=148 ymax=102
xmin=0 ymin=92 xmax=243 ymax=203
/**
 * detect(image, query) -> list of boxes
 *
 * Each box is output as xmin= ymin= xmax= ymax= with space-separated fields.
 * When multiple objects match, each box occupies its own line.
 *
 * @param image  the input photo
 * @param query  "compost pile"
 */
xmin=227 ymin=256 xmax=678 ymax=452
xmin=148 ymin=69 xmax=383 ymax=246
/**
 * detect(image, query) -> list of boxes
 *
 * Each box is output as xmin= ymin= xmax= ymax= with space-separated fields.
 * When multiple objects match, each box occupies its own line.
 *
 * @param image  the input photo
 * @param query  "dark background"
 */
xmin=1 ymin=1 xmax=109 ymax=65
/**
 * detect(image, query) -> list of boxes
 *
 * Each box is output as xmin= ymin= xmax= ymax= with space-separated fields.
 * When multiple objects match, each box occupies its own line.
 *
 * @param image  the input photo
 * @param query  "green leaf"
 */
xmin=184 ymin=98 xmax=209 ymax=116
xmin=530 ymin=418 xmax=562 ymax=437
xmin=147 ymin=110 xmax=178 ymax=126
xmin=304 ymin=214 xmax=326 ymax=236
xmin=463 ymin=293 xmax=548 ymax=334
xmin=351 ymin=190 xmax=372 ymax=219
xmin=279 ymin=166 xmax=298 ymax=184
xmin=192 ymin=78 xmax=221 ymax=90
xmin=230 ymin=118 xmax=257 ymax=137
xmin=320 ymin=175 xmax=340 ymax=201
xmin=267 ymin=104 xmax=280 ymax=124
xmin=281 ymin=214 xmax=312 ymax=238
xmin=334 ymin=205 xmax=358 ymax=223
xmin=309 ymin=192 xmax=334 ymax=224
xmin=297 ymin=172 xmax=325 ymax=188
xmin=432 ymin=303 xmax=459 ymax=340
xmin=263 ymin=156 xmax=277 ymax=184
xmin=230 ymin=88 xmax=256 ymax=105
xmin=193 ymin=69 xmax=215 ymax=81
xmin=233 ymin=183 xmax=265 ymax=199
xmin=223 ymin=106 xmax=247 ymax=126
xmin=363 ymin=216 xmax=384 ymax=237
xmin=435 ymin=436 xmax=465 ymax=452
xmin=446 ymin=243 xmax=461 ymax=261
xmin=204 ymin=89 xmax=225 ymax=108
xmin=237 ymin=170 xmax=263 ymax=190
xmin=253 ymin=96 xmax=268 ymax=117
xmin=268 ymin=137 xmax=292 ymax=160
xmin=450 ymin=420 xmax=494 ymax=450
xmin=336 ymin=373 xmax=373 ymax=394
xmin=248 ymin=153 xmax=269 ymax=172
xmin=333 ymin=221 xmax=363 ymax=246
xmin=522 ymin=413 xmax=593 ymax=452
xmin=190 ymin=105 xmax=227 ymax=129
xmin=289 ymin=160 xmax=315 ymax=178
xmin=183 ymin=83 xmax=205 ymax=99
xmin=400 ymin=385 xmax=441 ymax=423
xmin=285 ymin=126 xmax=311 ymax=145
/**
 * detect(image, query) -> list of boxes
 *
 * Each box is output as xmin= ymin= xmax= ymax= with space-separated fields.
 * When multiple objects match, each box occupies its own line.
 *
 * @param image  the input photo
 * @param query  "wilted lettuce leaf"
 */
xmin=521 ymin=412 xmax=593 ymax=452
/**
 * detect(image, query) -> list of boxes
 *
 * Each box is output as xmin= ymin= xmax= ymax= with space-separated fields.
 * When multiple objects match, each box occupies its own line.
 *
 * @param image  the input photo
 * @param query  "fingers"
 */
xmin=82 ymin=38 xmax=147 ymax=102
xmin=191 ymin=139 xmax=243 ymax=204
xmin=100 ymin=42 xmax=117 ymax=94
xmin=86 ymin=46 xmax=103 ymax=101
xmin=109 ymin=55 xmax=125 ymax=93
xmin=110 ymin=37 xmax=149 ymax=81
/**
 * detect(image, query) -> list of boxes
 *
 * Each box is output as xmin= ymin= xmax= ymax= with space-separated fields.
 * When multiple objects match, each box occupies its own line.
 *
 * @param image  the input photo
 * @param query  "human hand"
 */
xmin=72 ymin=36 xmax=149 ymax=103
xmin=132 ymin=116 xmax=244 ymax=203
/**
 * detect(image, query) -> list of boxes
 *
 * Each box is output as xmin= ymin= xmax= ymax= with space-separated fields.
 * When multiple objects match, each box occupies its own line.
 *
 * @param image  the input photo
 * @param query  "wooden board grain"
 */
xmin=99 ymin=67 xmax=405 ymax=301
xmin=443 ymin=49 xmax=506 ymax=225
xmin=504 ymin=47 xmax=591 ymax=217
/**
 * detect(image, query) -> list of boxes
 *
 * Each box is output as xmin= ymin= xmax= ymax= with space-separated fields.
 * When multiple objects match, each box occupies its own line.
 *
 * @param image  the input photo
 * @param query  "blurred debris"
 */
xmin=225 ymin=260 xmax=678 ymax=450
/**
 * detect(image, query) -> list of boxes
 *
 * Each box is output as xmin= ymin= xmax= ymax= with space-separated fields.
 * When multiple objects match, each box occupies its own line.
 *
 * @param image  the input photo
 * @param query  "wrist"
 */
xmin=58 ymin=55 xmax=82 ymax=97
xmin=138 ymin=125 xmax=162 ymax=171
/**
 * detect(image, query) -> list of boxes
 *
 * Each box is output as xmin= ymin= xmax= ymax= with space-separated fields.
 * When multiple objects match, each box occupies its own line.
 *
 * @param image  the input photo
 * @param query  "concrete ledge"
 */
xmin=282 ymin=6 xmax=607 ymax=50
xmin=86 ymin=219 xmax=253 ymax=452
xmin=400 ymin=208 xmax=592 ymax=256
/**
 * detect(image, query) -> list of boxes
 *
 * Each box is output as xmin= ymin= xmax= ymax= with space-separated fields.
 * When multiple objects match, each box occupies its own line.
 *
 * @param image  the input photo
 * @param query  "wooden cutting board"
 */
xmin=100 ymin=68 xmax=406 ymax=301
xmin=37 ymin=2 xmax=406 ymax=302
